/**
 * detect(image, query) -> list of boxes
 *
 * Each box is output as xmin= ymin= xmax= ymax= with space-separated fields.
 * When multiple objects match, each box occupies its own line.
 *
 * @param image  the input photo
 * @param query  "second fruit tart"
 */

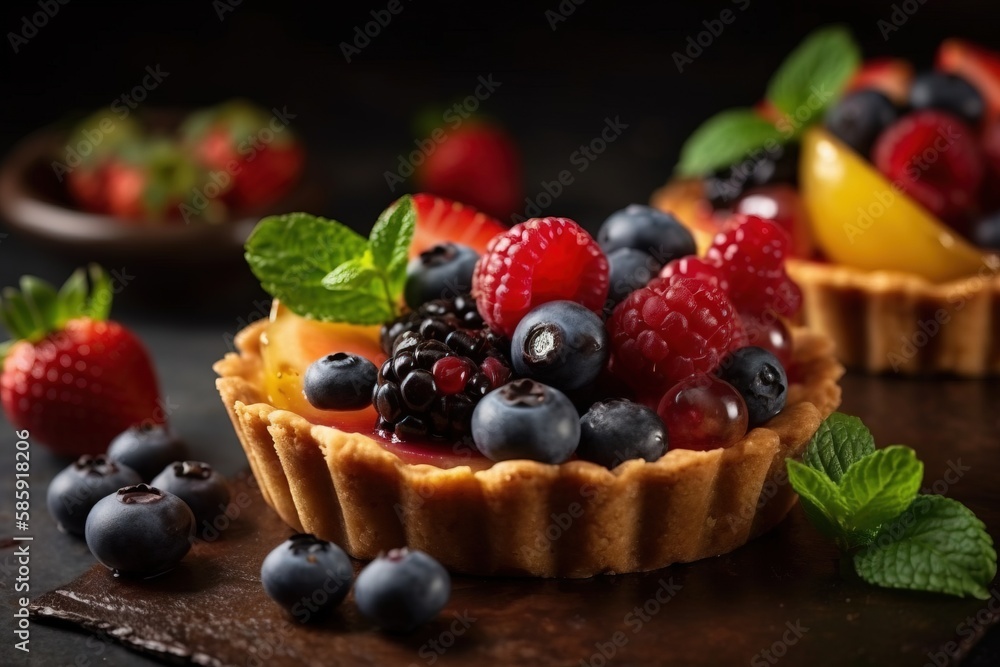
xmin=216 ymin=194 xmax=842 ymax=577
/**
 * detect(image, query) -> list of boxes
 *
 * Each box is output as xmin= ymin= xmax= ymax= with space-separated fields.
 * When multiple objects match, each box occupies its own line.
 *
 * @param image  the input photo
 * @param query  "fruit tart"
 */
xmin=215 ymin=193 xmax=841 ymax=577
xmin=653 ymin=27 xmax=1000 ymax=376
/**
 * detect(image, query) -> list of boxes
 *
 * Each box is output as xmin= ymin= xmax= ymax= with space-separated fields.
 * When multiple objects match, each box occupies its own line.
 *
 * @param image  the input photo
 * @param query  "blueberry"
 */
xmin=910 ymin=71 xmax=985 ymax=126
xmin=511 ymin=301 xmax=608 ymax=391
xmin=85 ymin=484 xmax=194 ymax=577
xmin=354 ymin=548 xmax=450 ymax=633
xmin=716 ymin=346 xmax=788 ymax=428
xmin=46 ymin=455 xmax=141 ymax=536
xmin=824 ymin=90 xmax=899 ymax=157
xmin=605 ymin=249 xmax=662 ymax=311
xmin=404 ymin=243 xmax=480 ymax=309
xmin=577 ymin=399 xmax=668 ymax=469
xmin=260 ymin=533 xmax=354 ymax=621
xmin=597 ymin=205 xmax=696 ymax=262
xmin=304 ymin=352 xmax=378 ymax=411
xmin=972 ymin=211 xmax=1000 ymax=250
xmin=471 ymin=379 xmax=580 ymax=463
xmin=107 ymin=424 xmax=189 ymax=481
xmin=150 ymin=461 xmax=230 ymax=535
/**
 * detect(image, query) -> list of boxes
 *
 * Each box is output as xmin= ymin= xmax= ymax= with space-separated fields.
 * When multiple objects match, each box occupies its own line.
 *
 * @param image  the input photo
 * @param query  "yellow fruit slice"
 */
xmin=800 ymin=127 xmax=987 ymax=282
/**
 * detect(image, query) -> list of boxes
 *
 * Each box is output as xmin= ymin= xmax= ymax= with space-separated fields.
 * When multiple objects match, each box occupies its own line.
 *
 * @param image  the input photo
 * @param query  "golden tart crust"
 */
xmin=215 ymin=319 xmax=842 ymax=577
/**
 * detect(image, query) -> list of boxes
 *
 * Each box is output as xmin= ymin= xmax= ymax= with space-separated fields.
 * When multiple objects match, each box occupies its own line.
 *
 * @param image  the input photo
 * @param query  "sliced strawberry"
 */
xmin=66 ymin=164 xmax=109 ymax=213
xmin=411 ymin=193 xmax=507 ymax=257
xmin=937 ymin=39 xmax=1000 ymax=123
xmin=846 ymin=58 xmax=914 ymax=104
xmin=872 ymin=111 xmax=984 ymax=228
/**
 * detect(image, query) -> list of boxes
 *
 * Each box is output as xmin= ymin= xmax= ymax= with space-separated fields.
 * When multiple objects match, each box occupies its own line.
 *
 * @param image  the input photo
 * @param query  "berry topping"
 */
xmin=375 ymin=333 xmax=510 ymax=441
xmin=403 ymin=242 xmax=480 ymax=310
xmin=597 ymin=205 xmax=697 ymax=261
xmin=872 ymin=110 xmax=983 ymax=226
xmin=354 ymin=548 xmax=451 ymax=633
xmin=411 ymin=193 xmax=507 ymax=256
xmin=656 ymin=374 xmax=749 ymax=451
xmin=607 ymin=277 xmax=738 ymax=397
xmin=823 ymin=89 xmax=899 ymax=158
xmin=470 ymin=379 xmax=580 ymax=463
xmin=972 ymin=211 xmax=1000 ymax=250
xmin=84 ymin=484 xmax=195 ymax=577
xmin=659 ymin=256 xmax=729 ymax=291
xmin=605 ymin=248 xmax=662 ymax=311
xmin=716 ymin=347 xmax=788 ymax=428
xmin=577 ymin=399 xmax=668 ymax=469
xmin=107 ymin=424 xmax=190 ymax=481
xmin=909 ymin=71 xmax=985 ymax=126
xmin=473 ymin=217 xmax=609 ymax=337
xmin=46 ymin=455 xmax=142 ymax=536
xmin=380 ymin=295 xmax=497 ymax=355
xmin=303 ymin=352 xmax=378 ymax=411
xmin=733 ymin=185 xmax=813 ymax=258
xmin=260 ymin=534 xmax=354 ymax=621
xmin=702 ymin=143 xmax=800 ymax=209
xmin=706 ymin=215 xmax=802 ymax=317
xmin=150 ymin=461 xmax=231 ymax=535
xmin=510 ymin=301 xmax=609 ymax=392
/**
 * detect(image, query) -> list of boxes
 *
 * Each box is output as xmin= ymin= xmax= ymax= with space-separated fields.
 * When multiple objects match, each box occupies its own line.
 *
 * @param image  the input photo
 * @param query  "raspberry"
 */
xmin=659 ymin=256 xmax=730 ymax=291
xmin=872 ymin=110 xmax=983 ymax=227
xmin=706 ymin=215 xmax=801 ymax=317
xmin=607 ymin=276 xmax=738 ymax=397
xmin=472 ymin=217 xmax=608 ymax=337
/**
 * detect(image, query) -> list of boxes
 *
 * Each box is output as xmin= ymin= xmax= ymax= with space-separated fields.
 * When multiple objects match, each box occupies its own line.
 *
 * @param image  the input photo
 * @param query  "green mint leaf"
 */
xmin=322 ymin=255 xmax=378 ymax=291
xmin=838 ymin=446 xmax=923 ymax=534
xmin=854 ymin=496 xmax=997 ymax=599
xmin=787 ymin=459 xmax=849 ymax=544
xmin=245 ymin=212 xmax=368 ymax=322
xmin=675 ymin=109 xmax=787 ymax=177
xmin=765 ymin=26 xmax=860 ymax=124
xmin=368 ymin=195 xmax=416 ymax=297
xmin=313 ymin=286 xmax=396 ymax=325
xmin=804 ymin=412 xmax=876 ymax=483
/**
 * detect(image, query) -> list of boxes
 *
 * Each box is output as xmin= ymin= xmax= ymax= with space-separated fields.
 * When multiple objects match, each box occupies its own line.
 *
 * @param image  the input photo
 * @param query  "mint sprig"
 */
xmin=245 ymin=196 xmax=416 ymax=325
xmin=675 ymin=26 xmax=860 ymax=177
xmin=787 ymin=413 xmax=997 ymax=599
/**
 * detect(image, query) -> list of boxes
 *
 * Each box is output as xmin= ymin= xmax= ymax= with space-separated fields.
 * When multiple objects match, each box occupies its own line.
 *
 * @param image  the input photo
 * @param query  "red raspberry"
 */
xmin=706 ymin=215 xmax=801 ymax=317
xmin=659 ymin=256 xmax=730 ymax=291
xmin=472 ymin=217 xmax=608 ymax=337
xmin=872 ymin=110 xmax=983 ymax=227
xmin=607 ymin=276 xmax=738 ymax=397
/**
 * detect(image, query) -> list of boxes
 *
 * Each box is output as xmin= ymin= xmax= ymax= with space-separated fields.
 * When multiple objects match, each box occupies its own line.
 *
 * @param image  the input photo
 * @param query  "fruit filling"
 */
xmin=249 ymin=192 xmax=805 ymax=470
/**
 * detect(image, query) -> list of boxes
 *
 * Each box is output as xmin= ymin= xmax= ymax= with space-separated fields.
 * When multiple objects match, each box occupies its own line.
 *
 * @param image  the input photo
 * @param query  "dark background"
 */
xmin=2 ymin=1 xmax=1000 ymax=666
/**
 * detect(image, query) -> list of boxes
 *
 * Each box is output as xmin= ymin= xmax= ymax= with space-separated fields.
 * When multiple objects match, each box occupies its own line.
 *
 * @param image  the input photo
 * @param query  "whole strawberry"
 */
xmin=104 ymin=139 xmax=207 ymax=223
xmin=0 ymin=266 xmax=163 ymax=457
xmin=181 ymin=100 xmax=304 ymax=211
xmin=415 ymin=121 xmax=522 ymax=220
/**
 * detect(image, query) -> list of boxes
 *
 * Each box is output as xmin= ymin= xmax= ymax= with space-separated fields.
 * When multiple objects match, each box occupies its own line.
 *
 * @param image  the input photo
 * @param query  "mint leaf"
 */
xmin=245 ymin=212 xmax=368 ymax=322
xmin=787 ymin=459 xmax=848 ymax=544
xmin=765 ymin=26 xmax=860 ymax=124
xmin=322 ymin=256 xmax=378 ymax=291
xmin=854 ymin=496 xmax=997 ymax=599
xmin=804 ymin=412 xmax=875 ymax=483
xmin=369 ymin=195 xmax=416 ymax=296
xmin=675 ymin=109 xmax=787 ymax=177
xmin=839 ymin=446 xmax=923 ymax=534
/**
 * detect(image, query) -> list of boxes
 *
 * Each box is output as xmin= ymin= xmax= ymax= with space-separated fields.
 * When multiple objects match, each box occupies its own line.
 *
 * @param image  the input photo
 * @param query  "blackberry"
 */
xmin=703 ymin=142 xmax=800 ymax=209
xmin=380 ymin=295 xmax=491 ymax=355
xmin=373 ymin=332 xmax=511 ymax=441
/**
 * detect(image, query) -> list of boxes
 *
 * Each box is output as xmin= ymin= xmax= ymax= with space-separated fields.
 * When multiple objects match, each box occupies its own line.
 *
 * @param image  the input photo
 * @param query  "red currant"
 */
xmin=657 ymin=374 xmax=748 ymax=451
xmin=431 ymin=357 xmax=471 ymax=395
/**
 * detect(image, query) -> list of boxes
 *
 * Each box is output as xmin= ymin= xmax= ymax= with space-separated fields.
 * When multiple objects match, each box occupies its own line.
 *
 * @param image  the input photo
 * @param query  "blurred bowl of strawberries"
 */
xmin=0 ymin=99 xmax=322 ymax=265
